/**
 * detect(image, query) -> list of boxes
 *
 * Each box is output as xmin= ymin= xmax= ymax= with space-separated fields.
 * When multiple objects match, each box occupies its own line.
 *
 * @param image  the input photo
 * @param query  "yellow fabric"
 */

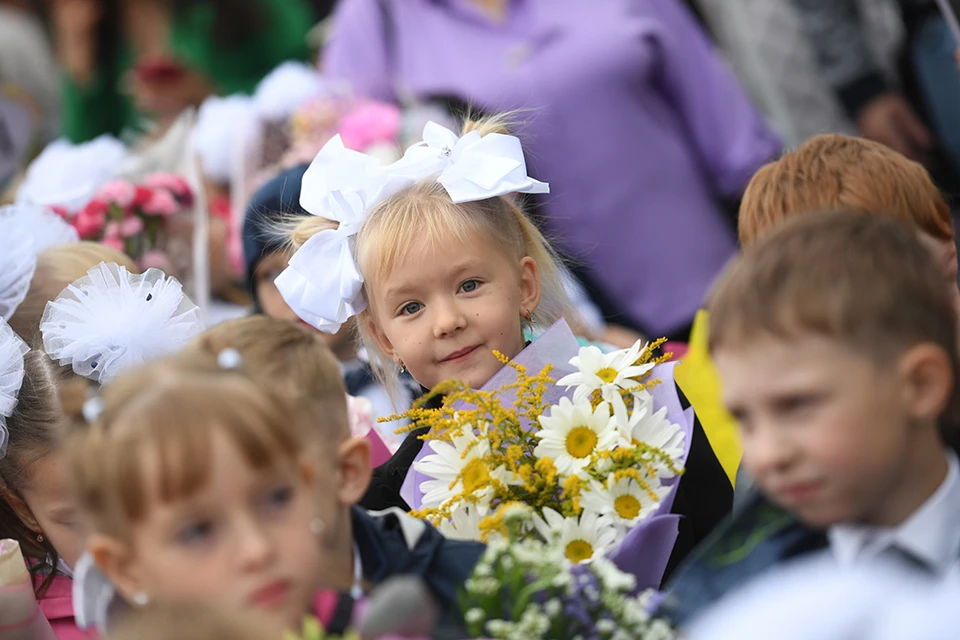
xmin=674 ymin=309 xmax=741 ymax=485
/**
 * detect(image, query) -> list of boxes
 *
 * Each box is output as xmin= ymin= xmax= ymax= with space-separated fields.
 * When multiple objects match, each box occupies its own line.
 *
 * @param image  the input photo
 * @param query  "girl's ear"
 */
xmin=0 ymin=488 xmax=40 ymax=532
xmin=365 ymin=314 xmax=399 ymax=364
xmin=89 ymin=534 xmax=144 ymax=605
xmin=335 ymin=436 xmax=372 ymax=507
xmin=518 ymin=257 xmax=541 ymax=317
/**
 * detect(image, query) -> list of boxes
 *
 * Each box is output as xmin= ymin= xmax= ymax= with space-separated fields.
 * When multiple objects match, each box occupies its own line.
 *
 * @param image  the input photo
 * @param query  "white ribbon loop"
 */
xmin=277 ymin=121 xmax=549 ymax=333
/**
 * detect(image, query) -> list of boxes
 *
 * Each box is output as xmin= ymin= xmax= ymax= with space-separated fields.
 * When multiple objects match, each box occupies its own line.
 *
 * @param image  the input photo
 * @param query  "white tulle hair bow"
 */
xmin=40 ymin=262 xmax=205 ymax=384
xmin=0 ymin=203 xmax=79 ymax=320
xmin=276 ymin=121 xmax=549 ymax=333
xmin=0 ymin=319 xmax=28 ymax=459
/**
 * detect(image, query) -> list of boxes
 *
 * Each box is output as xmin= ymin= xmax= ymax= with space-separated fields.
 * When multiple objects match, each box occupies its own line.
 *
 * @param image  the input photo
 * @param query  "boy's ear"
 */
xmin=518 ymin=257 xmax=541 ymax=317
xmin=0 ymin=489 xmax=40 ymax=532
xmin=89 ymin=534 xmax=144 ymax=605
xmin=336 ymin=436 xmax=372 ymax=507
xmin=899 ymin=343 xmax=955 ymax=424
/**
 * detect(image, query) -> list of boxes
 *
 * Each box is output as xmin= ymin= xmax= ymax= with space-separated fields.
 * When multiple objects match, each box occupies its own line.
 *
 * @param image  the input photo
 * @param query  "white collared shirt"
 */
xmin=828 ymin=451 xmax=960 ymax=578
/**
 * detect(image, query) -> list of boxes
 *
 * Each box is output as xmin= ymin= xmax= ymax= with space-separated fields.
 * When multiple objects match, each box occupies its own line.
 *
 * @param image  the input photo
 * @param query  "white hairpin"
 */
xmin=40 ymin=262 xmax=205 ymax=384
xmin=276 ymin=122 xmax=548 ymax=334
xmin=0 ymin=319 xmax=29 ymax=459
xmin=0 ymin=203 xmax=79 ymax=319
xmin=216 ymin=348 xmax=243 ymax=370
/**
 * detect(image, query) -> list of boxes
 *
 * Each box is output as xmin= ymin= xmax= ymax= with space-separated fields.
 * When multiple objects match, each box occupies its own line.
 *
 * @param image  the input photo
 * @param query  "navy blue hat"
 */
xmin=243 ymin=164 xmax=310 ymax=307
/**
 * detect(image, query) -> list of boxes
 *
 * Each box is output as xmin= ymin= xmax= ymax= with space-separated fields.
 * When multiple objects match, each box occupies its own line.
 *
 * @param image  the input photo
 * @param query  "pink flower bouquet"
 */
xmin=56 ymin=174 xmax=195 ymax=275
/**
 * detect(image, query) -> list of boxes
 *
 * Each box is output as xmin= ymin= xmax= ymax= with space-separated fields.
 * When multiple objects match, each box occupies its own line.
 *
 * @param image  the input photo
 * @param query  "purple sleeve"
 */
xmin=647 ymin=0 xmax=781 ymax=198
xmin=322 ymin=0 xmax=395 ymax=101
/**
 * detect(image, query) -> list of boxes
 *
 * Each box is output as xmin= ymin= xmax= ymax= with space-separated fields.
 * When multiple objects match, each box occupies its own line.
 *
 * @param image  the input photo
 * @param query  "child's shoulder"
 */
xmin=659 ymin=492 xmax=828 ymax=626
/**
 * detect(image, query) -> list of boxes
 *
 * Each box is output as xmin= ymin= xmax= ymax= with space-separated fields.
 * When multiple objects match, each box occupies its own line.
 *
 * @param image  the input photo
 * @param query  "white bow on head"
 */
xmin=40 ymin=262 xmax=205 ymax=384
xmin=391 ymin=121 xmax=549 ymax=203
xmin=276 ymin=122 xmax=549 ymax=334
xmin=275 ymin=135 xmax=405 ymax=334
xmin=0 ymin=319 xmax=28 ymax=460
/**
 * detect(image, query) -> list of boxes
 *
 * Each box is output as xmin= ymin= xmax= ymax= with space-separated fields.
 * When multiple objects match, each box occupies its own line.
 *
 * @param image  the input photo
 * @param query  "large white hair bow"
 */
xmin=0 ymin=203 xmax=79 ymax=320
xmin=40 ymin=262 xmax=205 ymax=384
xmin=0 ymin=319 xmax=28 ymax=459
xmin=274 ymin=135 xmax=407 ymax=333
xmin=390 ymin=121 xmax=549 ymax=203
xmin=277 ymin=122 xmax=548 ymax=333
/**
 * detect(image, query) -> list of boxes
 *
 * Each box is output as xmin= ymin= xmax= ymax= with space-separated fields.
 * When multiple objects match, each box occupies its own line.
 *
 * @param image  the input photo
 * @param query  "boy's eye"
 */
xmin=459 ymin=279 xmax=480 ymax=294
xmin=177 ymin=520 xmax=215 ymax=546
xmin=776 ymin=394 xmax=821 ymax=416
xmin=401 ymin=302 xmax=423 ymax=316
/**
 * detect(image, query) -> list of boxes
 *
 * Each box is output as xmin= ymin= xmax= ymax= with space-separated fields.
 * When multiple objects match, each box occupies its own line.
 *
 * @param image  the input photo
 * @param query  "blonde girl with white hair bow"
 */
xmin=277 ymin=115 xmax=575 ymax=401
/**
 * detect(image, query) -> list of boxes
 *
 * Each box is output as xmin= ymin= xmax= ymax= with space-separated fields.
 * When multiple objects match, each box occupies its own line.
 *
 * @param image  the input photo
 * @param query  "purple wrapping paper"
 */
xmin=398 ymin=320 xmax=696 ymax=590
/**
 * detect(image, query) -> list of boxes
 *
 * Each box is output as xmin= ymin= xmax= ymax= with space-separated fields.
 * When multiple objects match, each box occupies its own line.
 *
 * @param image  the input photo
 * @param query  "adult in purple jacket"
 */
xmin=323 ymin=0 xmax=780 ymax=340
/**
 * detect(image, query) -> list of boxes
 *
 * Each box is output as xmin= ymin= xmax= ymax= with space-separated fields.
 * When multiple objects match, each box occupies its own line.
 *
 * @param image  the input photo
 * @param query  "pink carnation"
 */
xmin=338 ymin=101 xmax=401 ymax=153
xmin=94 ymin=179 xmax=137 ymax=208
xmin=140 ymin=189 xmax=180 ymax=216
xmin=139 ymin=250 xmax=174 ymax=272
xmin=144 ymin=172 xmax=194 ymax=204
xmin=119 ymin=216 xmax=144 ymax=237
xmin=71 ymin=203 xmax=107 ymax=239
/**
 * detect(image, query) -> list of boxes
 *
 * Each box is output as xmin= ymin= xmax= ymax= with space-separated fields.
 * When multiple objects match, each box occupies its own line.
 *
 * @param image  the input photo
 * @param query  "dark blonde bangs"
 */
xmin=73 ymin=362 xmax=301 ymax=538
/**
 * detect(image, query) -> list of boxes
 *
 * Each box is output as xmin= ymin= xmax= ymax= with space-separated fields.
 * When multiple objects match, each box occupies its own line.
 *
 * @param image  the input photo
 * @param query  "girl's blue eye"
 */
xmin=459 ymin=280 xmax=479 ymax=293
xmin=263 ymin=485 xmax=294 ymax=512
xmin=401 ymin=302 xmax=423 ymax=316
xmin=177 ymin=520 xmax=214 ymax=546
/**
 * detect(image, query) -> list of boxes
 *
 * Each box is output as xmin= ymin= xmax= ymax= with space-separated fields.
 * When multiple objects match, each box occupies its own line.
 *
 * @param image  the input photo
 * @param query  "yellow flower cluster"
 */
xmin=387 ymin=341 xmax=682 ymax=542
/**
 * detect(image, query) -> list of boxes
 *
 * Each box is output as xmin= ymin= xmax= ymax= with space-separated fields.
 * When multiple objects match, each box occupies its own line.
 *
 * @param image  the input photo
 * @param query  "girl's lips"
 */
xmin=250 ymin=579 xmax=290 ymax=608
xmin=440 ymin=344 xmax=480 ymax=363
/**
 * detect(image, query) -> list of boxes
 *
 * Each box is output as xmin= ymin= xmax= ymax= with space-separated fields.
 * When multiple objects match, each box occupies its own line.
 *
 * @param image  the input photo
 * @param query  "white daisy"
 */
xmin=532 ymin=507 xmax=618 ymax=564
xmin=533 ymin=397 xmax=620 ymax=475
xmin=557 ymin=341 xmax=656 ymax=405
xmin=414 ymin=423 xmax=515 ymax=512
xmin=620 ymin=395 xmax=685 ymax=475
xmin=581 ymin=476 xmax=671 ymax=529
xmin=436 ymin=503 xmax=485 ymax=542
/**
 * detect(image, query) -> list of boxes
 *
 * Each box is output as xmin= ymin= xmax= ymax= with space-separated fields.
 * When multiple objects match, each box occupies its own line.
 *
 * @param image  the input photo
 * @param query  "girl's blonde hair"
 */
xmin=187 ymin=315 xmax=350 ymax=443
xmin=63 ymin=350 xmax=304 ymax=540
xmin=288 ymin=115 xmax=574 ymax=397
xmin=8 ymin=242 xmax=138 ymax=344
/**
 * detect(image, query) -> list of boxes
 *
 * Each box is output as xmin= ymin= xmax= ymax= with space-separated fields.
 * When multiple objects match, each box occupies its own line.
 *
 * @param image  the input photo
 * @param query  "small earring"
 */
xmin=398 ymin=360 xmax=406 ymax=375
xmin=522 ymin=309 xmax=533 ymax=322
xmin=309 ymin=518 xmax=325 ymax=535
xmin=36 ymin=532 xmax=44 ymax=544
xmin=132 ymin=592 xmax=149 ymax=607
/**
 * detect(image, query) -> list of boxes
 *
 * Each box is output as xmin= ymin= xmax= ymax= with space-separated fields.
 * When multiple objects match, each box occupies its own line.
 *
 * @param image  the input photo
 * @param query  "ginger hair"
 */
xmin=738 ymin=134 xmax=953 ymax=248
xmin=288 ymin=115 xmax=575 ymax=397
xmin=8 ymin=243 xmax=137 ymax=344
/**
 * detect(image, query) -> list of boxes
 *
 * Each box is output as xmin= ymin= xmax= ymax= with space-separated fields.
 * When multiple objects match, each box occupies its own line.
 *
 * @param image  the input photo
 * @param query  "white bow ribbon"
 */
xmin=391 ymin=121 xmax=549 ymax=203
xmin=277 ymin=122 xmax=549 ymax=333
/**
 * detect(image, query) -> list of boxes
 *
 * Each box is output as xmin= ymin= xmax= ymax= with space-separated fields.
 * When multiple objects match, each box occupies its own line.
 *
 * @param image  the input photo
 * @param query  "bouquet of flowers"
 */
xmin=461 ymin=505 xmax=676 ymax=640
xmin=396 ymin=321 xmax=691 ymax=585
xmin=54 ymin=173 xmax=194 ymax=273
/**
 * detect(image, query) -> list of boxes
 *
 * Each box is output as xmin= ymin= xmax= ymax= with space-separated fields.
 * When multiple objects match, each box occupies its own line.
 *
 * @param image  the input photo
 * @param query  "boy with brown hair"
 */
xmin=662 ymin=212 xmax=960 ymax=624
